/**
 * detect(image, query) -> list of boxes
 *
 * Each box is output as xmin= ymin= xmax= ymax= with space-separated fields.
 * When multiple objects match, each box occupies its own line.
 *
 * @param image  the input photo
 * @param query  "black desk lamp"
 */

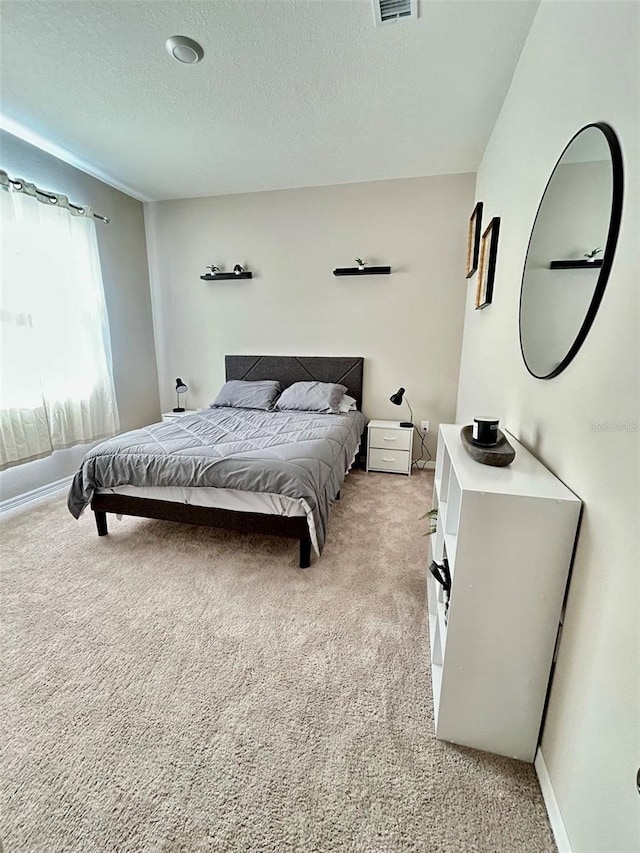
xmin=390 ymin=387 xmax=413 ymax=428
xmin=173 ymin=378 xmax=188 ymax=412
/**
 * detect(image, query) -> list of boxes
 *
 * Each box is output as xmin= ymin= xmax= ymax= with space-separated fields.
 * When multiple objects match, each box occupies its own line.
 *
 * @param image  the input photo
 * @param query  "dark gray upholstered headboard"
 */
xmin=225 ymin=356 xmax=364 ymax=410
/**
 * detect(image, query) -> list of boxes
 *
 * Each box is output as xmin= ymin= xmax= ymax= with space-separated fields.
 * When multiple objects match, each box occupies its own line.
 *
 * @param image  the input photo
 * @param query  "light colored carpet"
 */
xmin=0 ymin=469 xmax=556 ymax=853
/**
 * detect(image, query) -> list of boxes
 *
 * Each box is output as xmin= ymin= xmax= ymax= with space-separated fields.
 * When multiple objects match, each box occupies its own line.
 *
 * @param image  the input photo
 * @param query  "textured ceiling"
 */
xmin=0 ymin=0 xmax=539 ymax=200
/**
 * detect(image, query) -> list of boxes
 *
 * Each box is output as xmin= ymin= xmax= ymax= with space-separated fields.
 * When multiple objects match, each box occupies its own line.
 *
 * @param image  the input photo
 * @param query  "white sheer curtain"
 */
xmin=0 ymin=180 xmax=119 ymax=470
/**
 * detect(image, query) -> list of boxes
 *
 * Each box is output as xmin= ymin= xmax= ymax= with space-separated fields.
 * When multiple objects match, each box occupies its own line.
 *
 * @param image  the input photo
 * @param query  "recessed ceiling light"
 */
xmin=165 ymin=35 xmax=204 ymax=64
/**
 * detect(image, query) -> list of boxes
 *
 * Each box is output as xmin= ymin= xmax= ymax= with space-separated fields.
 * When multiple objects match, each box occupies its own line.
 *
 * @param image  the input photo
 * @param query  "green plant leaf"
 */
xmin=420 ymin=508 xmax=438 ymax=520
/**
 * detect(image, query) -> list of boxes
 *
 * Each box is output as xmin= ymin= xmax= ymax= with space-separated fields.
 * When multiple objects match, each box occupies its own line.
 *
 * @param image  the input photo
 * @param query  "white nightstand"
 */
xmin=366 ymin=419 xmax=413 ymax=476
xmin=162 ymin=409 xmax=199 ymax=423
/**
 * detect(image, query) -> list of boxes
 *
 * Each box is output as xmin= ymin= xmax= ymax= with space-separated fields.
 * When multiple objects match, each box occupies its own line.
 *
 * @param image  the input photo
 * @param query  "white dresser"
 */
xmin=428 ymin=424 xmax=582 ymax=761
xmin=366 ymin=419 xmax=413 ymax=475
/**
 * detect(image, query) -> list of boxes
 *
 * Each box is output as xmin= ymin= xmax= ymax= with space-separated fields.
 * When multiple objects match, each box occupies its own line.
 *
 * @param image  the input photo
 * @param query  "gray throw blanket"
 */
xmin=68 ymin=408 xmax=365 ymax=553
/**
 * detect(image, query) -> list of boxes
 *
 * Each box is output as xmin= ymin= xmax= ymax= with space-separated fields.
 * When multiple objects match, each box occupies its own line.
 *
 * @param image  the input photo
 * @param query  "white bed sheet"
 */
xmin=95 ymin=485 xmax=319 ymax=553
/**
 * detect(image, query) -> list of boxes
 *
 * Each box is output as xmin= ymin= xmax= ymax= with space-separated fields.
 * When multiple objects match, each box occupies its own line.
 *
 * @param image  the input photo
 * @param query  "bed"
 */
xmin=68 ymin=355 xmax=365 ymax=568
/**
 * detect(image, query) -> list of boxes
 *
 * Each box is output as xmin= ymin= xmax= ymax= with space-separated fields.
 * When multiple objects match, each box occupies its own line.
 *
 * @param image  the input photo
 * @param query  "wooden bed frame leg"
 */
xmin=94 ymin=510 xmax=108 ymax=537
xmin=299 ymin=535 xmax=312 ymax=569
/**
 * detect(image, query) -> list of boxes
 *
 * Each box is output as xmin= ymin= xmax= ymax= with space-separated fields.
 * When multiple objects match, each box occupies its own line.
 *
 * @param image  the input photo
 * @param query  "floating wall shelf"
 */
xmin=200 ymin=272 xmax=253 ymax=280
xmin=333 ymin=266 xmax=391 ymax=276
xmin=549 ymin=260 xmax=603 ymax=270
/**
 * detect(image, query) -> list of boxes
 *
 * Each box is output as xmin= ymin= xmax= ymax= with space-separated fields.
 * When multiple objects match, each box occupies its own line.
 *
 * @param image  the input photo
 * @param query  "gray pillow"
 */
xmin=274 ymin=381 xmax=348 ymax=414
xmin=210 ymin=379 xmax=282 ymax=411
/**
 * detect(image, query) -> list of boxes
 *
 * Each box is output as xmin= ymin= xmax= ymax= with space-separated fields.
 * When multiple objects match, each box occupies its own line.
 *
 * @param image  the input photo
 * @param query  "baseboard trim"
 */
xmin=414 ymin=460 xmax=436 ymax=470
xmin=535 ymin=749 xmax=573 ymax=853
xmin=0 ymin=475 xmax=73 ymax=514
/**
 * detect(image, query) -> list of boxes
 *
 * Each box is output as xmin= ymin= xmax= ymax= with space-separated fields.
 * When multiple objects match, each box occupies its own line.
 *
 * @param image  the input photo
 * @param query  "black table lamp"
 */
xmin=173 ymin=378 xmax=188 ymax=412
xmin=390 ymin=387 xmax=413 ymax=428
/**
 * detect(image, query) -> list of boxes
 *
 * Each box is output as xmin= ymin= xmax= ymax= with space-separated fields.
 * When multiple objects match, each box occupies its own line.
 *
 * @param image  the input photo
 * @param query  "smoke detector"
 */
xmin=165 ymin=36 xmax=204 ymax=64
xmin=373 ymin=0 xmax=418 ymax=25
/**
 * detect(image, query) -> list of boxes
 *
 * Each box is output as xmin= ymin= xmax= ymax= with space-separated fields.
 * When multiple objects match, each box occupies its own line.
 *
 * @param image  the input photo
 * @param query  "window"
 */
xmin=0 ymin=177 xmax=119 ymax=470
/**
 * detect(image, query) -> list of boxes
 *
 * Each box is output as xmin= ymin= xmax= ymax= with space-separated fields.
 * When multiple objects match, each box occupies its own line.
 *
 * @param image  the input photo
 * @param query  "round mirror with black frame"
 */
xmin=519 ymin=122 xmax=624 ymax=379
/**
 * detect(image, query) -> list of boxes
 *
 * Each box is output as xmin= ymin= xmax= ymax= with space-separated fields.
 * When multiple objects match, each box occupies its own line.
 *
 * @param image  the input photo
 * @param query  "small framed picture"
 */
xmin=466 ymin=202 xmax=483 ymax=278
xmin=475 ymin=216 xmax=501 ymax=310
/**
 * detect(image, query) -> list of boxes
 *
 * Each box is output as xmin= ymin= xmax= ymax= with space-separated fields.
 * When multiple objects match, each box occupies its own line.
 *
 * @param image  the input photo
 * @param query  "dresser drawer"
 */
xmin=368 ymin=447 xmax=411 ymax=474
xmin=369 ymin=426 xmax=412 ymax=451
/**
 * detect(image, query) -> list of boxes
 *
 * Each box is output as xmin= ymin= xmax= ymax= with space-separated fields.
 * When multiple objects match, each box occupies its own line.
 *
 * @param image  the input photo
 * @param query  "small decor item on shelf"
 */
xmin=173 ymin=377 xmax=188 ymax=413
xmin=429 ymin=557 xmax=451 ymax=621
xmin=460 ymin=424 xmax=516 ymax=467
xmin=420 ymin=507 xmax=438 ymax=536
xmin=583 ymin=247 xmax=602 ymax=262
xmin=472 ymin=416 xmax=500 ymax=446
xmin=429 ymin=560 xmax=450 ymax=594
xmin=201 ymin=266 xmax=252 ymax=280
xmin=354 ymin=257 xmax=367 ymax=270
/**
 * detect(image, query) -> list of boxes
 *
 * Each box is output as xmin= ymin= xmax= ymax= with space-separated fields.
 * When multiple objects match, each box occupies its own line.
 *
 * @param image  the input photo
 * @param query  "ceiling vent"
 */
xmin=373 ymin=0 xmax=418 ymax=26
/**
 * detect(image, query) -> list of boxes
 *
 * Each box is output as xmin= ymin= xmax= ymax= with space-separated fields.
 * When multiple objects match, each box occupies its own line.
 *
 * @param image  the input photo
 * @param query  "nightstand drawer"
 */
xmin=369 ymin=426 xmax=412 ymax=451
xmin=368 ymin=448 xmax=411 ymax=473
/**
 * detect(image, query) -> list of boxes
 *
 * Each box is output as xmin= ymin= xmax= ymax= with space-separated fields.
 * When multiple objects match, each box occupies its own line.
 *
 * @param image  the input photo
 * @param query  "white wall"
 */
xmin=0 ymin=131 xmax=161 ymax=502
xmin=456 ymin=3 xmax=639 ymax=851
xmin=145 ymin=174 xmax=474 ymax=459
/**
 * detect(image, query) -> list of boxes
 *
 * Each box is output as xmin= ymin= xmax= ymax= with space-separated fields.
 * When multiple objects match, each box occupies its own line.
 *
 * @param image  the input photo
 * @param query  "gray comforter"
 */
xmin=68 ymin=407 xmax=365 ymax=553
